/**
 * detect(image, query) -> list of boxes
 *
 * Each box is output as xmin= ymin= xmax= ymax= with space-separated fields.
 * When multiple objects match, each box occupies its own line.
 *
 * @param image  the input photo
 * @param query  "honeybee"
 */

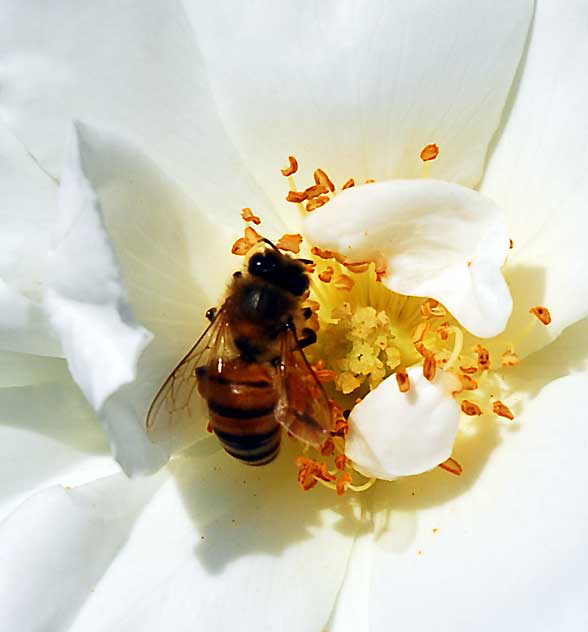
xmin=146 ymin=240 xmax=333 ymax=465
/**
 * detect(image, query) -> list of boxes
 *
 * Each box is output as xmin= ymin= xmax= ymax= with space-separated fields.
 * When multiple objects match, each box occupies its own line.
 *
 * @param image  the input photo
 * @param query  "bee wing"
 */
xmin=146 ymin=307 xmax=233 ymax=451
xmin=274 ymin=325 xmax=334 ymax=447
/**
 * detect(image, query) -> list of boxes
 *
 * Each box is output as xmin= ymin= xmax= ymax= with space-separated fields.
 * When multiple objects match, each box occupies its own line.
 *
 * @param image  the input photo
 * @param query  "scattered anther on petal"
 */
xmin=311 ymin=246 xmax=346 ymax=263
xmin=342 ymin=178 xmax=355 ymax=190
xmin=493 ymin=401 xmax=514 ymax=420
xmin=276 ymin=233 xmax=303 ymax=253
xmin=335 ymin=454 xmax=348 ymax=471
xmin=318 ymin=267 xmax=334 ymax=283
xmin=530 ymin=306 xmax=552 ymax=325
xmin=281 ymin=155 xmax=298 ymax=176
xmin=314 ymin=168 xmax=335 ymax=193
xmin=461 ymin=400 xmax=482 ymax=416
xmin=420 ymin=143 xmax=440 ymax=162
xmin=475 ymin=344 xmax=491 ymax=371
xmin=333 ymin=274 xmax=355 ymax=291
xmin=460 ymin=365 xmax=478 ymax=375
xmin=287 ymin=190 xmax=308 ymax=203
xmin=232 ymin=225 xmax=263 ymax=255
xmin=439 ymin=457 xmax=463 ymax=476
xmin=336 ymin=472 xmax=353 ymax=496
xmin=305 ymin=183 xmax=329 ymax=199
xmin=423 ymin=353 xmax=437 ymax=382
xmin=320 ymin=437 xmax=336 ymax=457
xmin=458 ymin=373 xmax=478 ymax=391
xmin=306 ymin=195 xmax=330 ymax=212
xmin=296 ymin=456 xmax=335 ymax=491
xmin=396 ymin=367 xmax=410 ymax=393
xmin=365 ymin=179 xmax=376 ymax=184
xmin=343 ymin=260 xmax=371 ymax=274
xmin=509 ymin=238 xmax=514 ymax=249
xmin=241 ymin=207 xmax=261 ymax=225
xmin=501 ymin=348 xmax=520 ymax=367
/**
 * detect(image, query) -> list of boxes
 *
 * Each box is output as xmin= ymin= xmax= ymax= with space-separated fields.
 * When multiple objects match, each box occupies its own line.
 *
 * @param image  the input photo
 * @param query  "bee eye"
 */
xmin=248 ymin=252 xmax=279 ymax=277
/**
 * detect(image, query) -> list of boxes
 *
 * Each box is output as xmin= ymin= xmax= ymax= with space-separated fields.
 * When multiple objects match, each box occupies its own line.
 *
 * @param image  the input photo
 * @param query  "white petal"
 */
xmin=43 ymin=124 xmax=166 ymax=475
xmin=367 ymin=371 xmax=588 ymax=631
xmin=0 ymin=124 xmax=60 ymax=356
xmin=0 ymin=0 xmax=282 ymax=234
xmin=305 ymin=180 xmax=512 ymax=337
xmin=347 ymin=367 xmax=460 ymax=479
xmin=0 ymin=381 xmax=116 ymax=520
xmin=0 ymin=473 xmax=165 ymax=631
xmin=0 ymin=447 xmax=354 ymax=632
xmin=481 ymin=0 xmax=588 ymax=356
xmin=186 ymin=0 xmax=532 ymax=217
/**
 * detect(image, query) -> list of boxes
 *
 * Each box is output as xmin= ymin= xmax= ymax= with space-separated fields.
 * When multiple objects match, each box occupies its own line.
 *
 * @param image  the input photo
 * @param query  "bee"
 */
xmin=146 ymin=240 xmax=333 ymax=465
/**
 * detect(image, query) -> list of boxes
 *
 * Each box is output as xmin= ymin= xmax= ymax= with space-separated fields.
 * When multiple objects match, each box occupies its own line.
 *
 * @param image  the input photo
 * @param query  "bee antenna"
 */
xmin=257 ymin=237 xmax=281 ymax=254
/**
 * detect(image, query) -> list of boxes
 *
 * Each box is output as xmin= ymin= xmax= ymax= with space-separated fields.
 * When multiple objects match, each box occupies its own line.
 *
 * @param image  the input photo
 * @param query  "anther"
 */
xmin=306 ymin=195 xmax=330 ymax=212
xmin=305 ymin=183 xmax=329 ymax=199
xmin=438 ymin=457 xmax=462 ymax=476
xmin=287 ymin=190 xmax=308 ymax=203
xmin=318 ymin=267 xmax=334 ymax=283
xmin=530 ymin=306 xmax=551 ymax=325
xmin=281 ymin=155 xmax=298 ymax=176
xmin=475 ymin=344 xmax=491 ymax=371
xmin=342 ymin=178 xmax=355 ymax=190
xmin=241 ymin=207 xmax=261 ymax=225
xmin=493 ymin=401 xmax=514 ymax=420
xmin=332 ymin=274 xmax=354 ymax=291
xmin=458 ymin=373 xmax=478 ymax=391
xmin=396 ymin=367 xmax=410 ymax=393
xmin=276 ymin=233 xmax=303 ymax=253
xmin=461 ymin=400 xmax=482 ymax=416
xmin=314 ymin=169 xmax=335 ymax=193
xmin=423 ymin=353 xmax=437 ymax=381
xmin=501 ymin=348 xmax=520 ymax=367
xmin=420 ymin=144 xmax=440 ymax=162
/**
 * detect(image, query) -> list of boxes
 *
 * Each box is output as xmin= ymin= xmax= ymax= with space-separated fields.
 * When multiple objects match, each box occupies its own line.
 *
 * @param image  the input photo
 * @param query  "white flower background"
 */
xmin=1 ymin=1 xmax=588 ymax=631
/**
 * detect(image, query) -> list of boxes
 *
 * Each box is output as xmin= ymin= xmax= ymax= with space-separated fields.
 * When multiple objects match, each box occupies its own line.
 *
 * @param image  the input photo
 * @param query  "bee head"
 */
xmin=248 ymin=249 xmax=309 ymax=296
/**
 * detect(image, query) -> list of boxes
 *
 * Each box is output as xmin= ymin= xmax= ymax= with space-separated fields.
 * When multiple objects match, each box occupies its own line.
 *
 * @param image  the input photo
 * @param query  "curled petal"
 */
xmin=305 ymin=180 xmax=512 ymax=338
xmin=346 ymin=367 xmax=461 ymax=479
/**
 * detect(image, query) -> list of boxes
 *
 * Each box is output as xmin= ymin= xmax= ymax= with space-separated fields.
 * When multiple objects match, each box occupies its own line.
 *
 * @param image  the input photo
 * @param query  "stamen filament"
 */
xmin=444 ymin=326 xmax=464 ymax=369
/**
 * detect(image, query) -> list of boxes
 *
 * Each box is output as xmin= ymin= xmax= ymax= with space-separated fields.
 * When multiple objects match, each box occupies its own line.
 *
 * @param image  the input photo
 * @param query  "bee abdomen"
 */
xmin=198 ymin=364 xmax=281 ymax=465
xmin=212 ymin=418 xmax=281 ymax=465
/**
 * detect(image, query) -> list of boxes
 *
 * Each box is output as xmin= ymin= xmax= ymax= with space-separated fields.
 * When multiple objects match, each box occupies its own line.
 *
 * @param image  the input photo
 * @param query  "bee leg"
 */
xmin=296 ymin=258 xmax=314 ymax=265
xmin=298 ymin=328 xmax=317 ymax=349
xmin=205 ymin=307 xmax=217 ymax=322
xmin=302 ymin=306 xmax=313 ymax=320
xmin=233 ymin=271 xmax=243 ymax=279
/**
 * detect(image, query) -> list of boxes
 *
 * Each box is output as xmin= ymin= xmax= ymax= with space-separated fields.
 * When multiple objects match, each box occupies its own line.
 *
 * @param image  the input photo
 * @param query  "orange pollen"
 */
xmin=458 ymin=373 xmax=478 ymax=391
xmin=314 ymin=168 xmax=335 ymax=193
xmin=310 ymin=246 xmax=346 ymax=263
xmin=336 ymin=472 xmax=353 ymax=496
xmin=420 ymin=143 xmax=440 ymax=162
xmin=306 ymin=195 xmax=330 ymax=212
xmin=501 ymin=349 xmax=520 ymax=367
xmin=396 ymin=367 xmax=410 ymax=393
xmin=423 ymin=353 xmax=437 ymax=381
xmin=231 ymin=226 xmax=262 ymax=255
xmin=530 ymin=306 xmax=551 ymax=325
xmin=318 ymin=267 xmax=334 ymax=283
xmin=335 ymin=454 xmax=348 ymax=471
xmin=286 ymin=190 xmax=308 ymax=203
xmin=332 ymin=274 xmax=355 ymax=291
xmin=439 ymin=457 xmax=463 ymax=476
xmin=461 ymin=400 xmax=482 ymax=416
xmin=320 ymin=437 xmax=336 ymax=457
xmin=460 ymin=365 xmax=478 ymax=375
xmin=296 ymin=456 xmax=335 ymax=491
xmin=276 ymin=233 xmax=303 ymax=254
xmin=342 ymin=178 xmax=355 ymax=190
xmin=493 ymin=401 xmax=514 ymax=420
xmin=475 ymin=344 xmax=491 ymax=371
xmin=241 ymin=207 xmax=261 ymax=225
xmin=343 ymin=260 xmax=371 ymax=274
xmin=305 ymin=183 xmax=329 ymax=199
xmin=281 ymin=155 xmax=298 ymax=176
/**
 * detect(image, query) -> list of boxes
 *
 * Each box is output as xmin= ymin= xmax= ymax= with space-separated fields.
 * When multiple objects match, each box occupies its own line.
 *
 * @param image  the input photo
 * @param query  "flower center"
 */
xmin=231 ymin=149 xmax=552 ymax=496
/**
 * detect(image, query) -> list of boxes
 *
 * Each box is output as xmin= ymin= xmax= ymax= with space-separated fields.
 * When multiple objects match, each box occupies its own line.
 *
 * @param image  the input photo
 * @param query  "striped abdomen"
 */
xmin=196 ymin=361 xmax=281 ymax=465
